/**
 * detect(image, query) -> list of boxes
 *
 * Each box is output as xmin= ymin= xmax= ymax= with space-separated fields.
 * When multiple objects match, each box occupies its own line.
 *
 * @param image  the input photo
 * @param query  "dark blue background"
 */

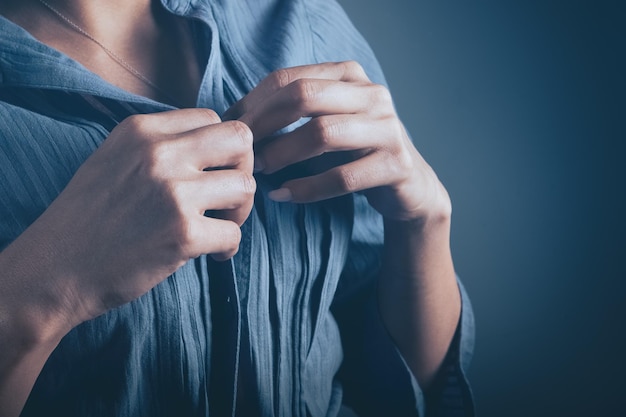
xmin=337 ymin=1 xmax=625 ymax=416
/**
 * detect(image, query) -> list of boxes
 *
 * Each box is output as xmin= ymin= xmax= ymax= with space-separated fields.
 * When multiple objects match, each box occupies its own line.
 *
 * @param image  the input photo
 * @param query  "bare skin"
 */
xmin=0 ymin=109 xmax=256 ymax=416
xmin=0 ymin=0 xmax=201 ymax=106
xmin=0 ymin=1 xmax=461 ymax=415
xmin=225 ymin=61 xmax=461 ymax=387
xmin=0 ymin=2 xmax=253 ymax=415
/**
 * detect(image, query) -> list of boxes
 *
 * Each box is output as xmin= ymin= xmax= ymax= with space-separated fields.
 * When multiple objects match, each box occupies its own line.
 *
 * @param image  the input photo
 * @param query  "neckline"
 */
xmin=0 ymin=3 xmax=215 ymax=109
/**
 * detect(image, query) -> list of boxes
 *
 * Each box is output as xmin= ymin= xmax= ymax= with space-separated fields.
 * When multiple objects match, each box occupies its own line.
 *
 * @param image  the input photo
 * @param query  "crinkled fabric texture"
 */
xmin=0 ymin=0 xmax=474 ymax=416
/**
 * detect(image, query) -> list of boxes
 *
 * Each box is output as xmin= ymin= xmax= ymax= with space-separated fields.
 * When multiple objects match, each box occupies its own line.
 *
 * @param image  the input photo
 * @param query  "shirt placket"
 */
xmin=208 ymin=258 xmax=242 ymax=417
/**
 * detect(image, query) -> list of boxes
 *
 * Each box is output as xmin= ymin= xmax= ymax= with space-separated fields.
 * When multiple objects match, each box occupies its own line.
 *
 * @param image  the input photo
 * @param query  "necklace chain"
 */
xmin=37 ymin=0 xmax=183 ymax=107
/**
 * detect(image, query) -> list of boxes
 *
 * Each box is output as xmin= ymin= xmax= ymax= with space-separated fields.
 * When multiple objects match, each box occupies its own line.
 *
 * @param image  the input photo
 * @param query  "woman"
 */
xmin=0 ymin=0 xmax=474 ymax=416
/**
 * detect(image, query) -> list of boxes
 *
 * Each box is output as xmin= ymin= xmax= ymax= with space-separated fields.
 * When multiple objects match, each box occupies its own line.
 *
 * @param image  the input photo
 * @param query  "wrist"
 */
xmin=0 ymin=229 xmax=78 ymax=350
xmin=383 ymin=189 xmax=451 ymax=241
xmin=0 ymin=236 xmax=73 ymax=417
xmin=0 ymin=295 xmax=68 ymax=354
xmin=381 ymin=185 xmax=454 ymax=283
xmin=383 ymin=169 xmax=453 ymax=224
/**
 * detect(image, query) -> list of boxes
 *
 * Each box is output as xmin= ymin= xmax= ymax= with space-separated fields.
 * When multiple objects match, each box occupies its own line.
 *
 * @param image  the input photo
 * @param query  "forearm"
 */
xmin=378 ymin=211 xmax=461 ymax=389
xmin=0 ymin=225 xmax=73 ymax=417
xmin=0 ymin=332 xmax=61 ymax=417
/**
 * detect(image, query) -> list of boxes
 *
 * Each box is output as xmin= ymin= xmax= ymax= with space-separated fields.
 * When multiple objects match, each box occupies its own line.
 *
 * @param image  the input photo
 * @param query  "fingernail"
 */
xmin=253 ymin=156 xmax=265 ymax=173
xmin=268 ymin=187 xmax=292 ymax=202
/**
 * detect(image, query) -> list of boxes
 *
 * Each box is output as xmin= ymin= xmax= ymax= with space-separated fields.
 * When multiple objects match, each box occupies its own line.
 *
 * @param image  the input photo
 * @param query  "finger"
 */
xmin=181 ymin=169 xmax=256 ymax=213
xmin=255 ymin=114 xmax=396 ymax=174
xmin=224 ymin=61 xmax=370 ymax=120
xmin=186 ymin=215 xmax=242 ymax=260
xmin=267 ymin=151 xmax=405 ymax=203
xmin=240 ymin=80 xmax=392 ymax=142
xmin=195 ymin=170 xmax=256 ymax=225
xmin=195 ymin=170 xmax=256 ymax=226
xmin=171 ymin=120 xmax=253 ymax=171
xmin=122 ymin=108 xmax=222 ymax=136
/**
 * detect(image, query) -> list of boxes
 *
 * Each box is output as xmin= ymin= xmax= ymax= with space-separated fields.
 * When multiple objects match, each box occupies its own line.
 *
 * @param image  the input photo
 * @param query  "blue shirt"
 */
xmin=0 ymin=1 xmax=475 ymax=416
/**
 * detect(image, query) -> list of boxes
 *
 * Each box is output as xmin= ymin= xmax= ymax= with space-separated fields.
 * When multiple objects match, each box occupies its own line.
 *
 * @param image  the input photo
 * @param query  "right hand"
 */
xmin=11 ymin=108 xmax=255 ymax=329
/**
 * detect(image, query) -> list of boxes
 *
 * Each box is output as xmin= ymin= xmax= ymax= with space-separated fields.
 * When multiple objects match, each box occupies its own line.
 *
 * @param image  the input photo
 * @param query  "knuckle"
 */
xmin=370 ymin=83 xmax=393 ymax=106
xmin=145 ymin=141 xmax=171 ymax=171
xmin=168 ymin=179 xmax=189 ymax=202
xmin=342 ymin=60 xmax=367 ymax=79
xmin=271 ymin=68 xmax=293 ymax=89
xmin=290 ymin=79 xmax=317 ymax=107
xmin=385 ymin=149 xmax=412 ymax=181
xmin=237 ymin=171 xmax=257 ymax=196
xmin=160 ymin=181 xmax=185 ymax=220
xmin=310 ymin=117 xmax=339 ymax=150
xmin=336 ymin=166 xmax=360 ymax=192
xmin=229 ymin=120 xmax=253 ymax=147
xmin=222 ymin=221 xmax=242 ymax=250
xmin=198 ymin=108 xmax=221 ymax=124
xmin=122 ymin=114 xmax=152 ymax=137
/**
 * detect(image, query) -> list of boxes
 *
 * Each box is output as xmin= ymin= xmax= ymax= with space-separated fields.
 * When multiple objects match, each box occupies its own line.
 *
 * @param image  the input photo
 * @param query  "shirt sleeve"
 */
xmin=301 ymin=2 xmax=476 ymax=415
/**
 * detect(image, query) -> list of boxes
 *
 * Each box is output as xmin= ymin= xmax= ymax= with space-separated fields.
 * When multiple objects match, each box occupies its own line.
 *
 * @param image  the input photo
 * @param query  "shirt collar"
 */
xmin=0 ymin=3 xmax=202 ymax=105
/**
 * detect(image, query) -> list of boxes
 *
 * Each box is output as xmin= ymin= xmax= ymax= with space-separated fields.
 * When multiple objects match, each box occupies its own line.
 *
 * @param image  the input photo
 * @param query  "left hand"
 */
xmin=224 ymin=61 xmax=450 ymax=222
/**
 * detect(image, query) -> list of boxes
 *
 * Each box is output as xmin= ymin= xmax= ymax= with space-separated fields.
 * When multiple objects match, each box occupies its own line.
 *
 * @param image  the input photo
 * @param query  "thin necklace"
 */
xmin=36 ymin=0 xmax=183 ymax=107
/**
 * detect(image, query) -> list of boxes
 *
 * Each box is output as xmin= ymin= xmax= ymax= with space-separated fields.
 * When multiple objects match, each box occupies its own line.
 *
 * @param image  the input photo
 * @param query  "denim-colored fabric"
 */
xmin=0 ymin=1 xmax=474 ymax=416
